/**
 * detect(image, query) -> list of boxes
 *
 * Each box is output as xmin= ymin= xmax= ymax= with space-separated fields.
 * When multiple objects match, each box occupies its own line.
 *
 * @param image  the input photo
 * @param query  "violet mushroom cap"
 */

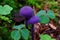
xmin=19 ymin=6 xmax=34 ymax=18
xmin=28 ymin=16 xmax=40 ymax=24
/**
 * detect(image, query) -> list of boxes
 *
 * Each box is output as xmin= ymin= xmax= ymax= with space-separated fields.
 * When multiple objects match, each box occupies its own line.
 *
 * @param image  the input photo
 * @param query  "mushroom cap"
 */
xmin=28 ymin=16 xmax=39 ymax=24
xmin=19 ymin=6 xmax=34 ymax=18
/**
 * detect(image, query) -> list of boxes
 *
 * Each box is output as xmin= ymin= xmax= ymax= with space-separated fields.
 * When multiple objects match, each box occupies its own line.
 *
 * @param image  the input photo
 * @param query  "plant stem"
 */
xmin=31 ymin=25 xmax=34 ymax=40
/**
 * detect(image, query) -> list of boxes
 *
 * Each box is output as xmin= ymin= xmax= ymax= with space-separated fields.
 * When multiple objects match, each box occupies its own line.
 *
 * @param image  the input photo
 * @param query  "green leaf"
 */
xmin=0 ymin=16 xmax=9 ymax=21
xmin=0 ymin=5 xmax=13 ymax=15
xmin=40 ymin=34 xmax=51 ymax=40
xmin=40 ymin=15 xmax=50 ymax=24
xmin=36 ymin=10 xmax=46 ymax=17
xmin=11 ymin=30 xmax=21 ymax=40
xmin=13 ymin=24 xmax=25 ymax=30
xmin=27 ymin=0 xmax=36 ymax=5
xmin=51 ymin=39 xmax=55 ymax=40
xmin=47 ymin=10 xmax=55 ymax=19
xmin=0 ymin=15 xmax=12 ymax=23
xmin=4 ymin=5 xmax=13 ymax=11
xmin=21 ymin=29 xmax=30 ymax=40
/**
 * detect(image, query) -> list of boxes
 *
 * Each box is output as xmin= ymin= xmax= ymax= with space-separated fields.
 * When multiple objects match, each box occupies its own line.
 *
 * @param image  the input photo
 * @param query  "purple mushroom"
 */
xmin=28 ymin=16 xmax=39 ymax=40
xmin=19 ymin=6 xmax=34 ymax=19
xmin=28 ymin=16 xmax=39 ymax=24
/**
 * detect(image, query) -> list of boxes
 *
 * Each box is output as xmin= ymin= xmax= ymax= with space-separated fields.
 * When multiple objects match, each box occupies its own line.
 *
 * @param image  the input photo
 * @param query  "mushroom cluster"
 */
xmin=19 ymin=6 xmax=40 ymax=24
xmin=19 ymin=6 xmax=40 ymax=40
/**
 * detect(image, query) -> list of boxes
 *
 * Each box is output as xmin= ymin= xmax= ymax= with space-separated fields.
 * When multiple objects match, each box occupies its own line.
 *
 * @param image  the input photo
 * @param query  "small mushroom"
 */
xmin=19 ymin=6 xmax=34 ymax=19
xmin=28 ymin=16 xmax=40 ymax=40
xmin=28 ymin=16 xmax=40 ymax=24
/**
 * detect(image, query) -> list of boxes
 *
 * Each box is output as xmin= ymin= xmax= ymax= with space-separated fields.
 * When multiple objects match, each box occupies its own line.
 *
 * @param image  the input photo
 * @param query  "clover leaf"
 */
xmin=13 ymin=24 xmax=25 ymax=30
xmin=36 ymin=10 xmax=55 ymax=24
xmin=47 ymin=10 xmax=55 ymax=19
xmin=40 ymin=34 xmax=55 ymax=40
xmin=0 ymin=5 xmax=13 ymax=15
xmin=11 ymin=30 xmax=21 ymax=40
xmin=36 ymin=10 xmax=46 ymax=17
xmin=21 ymin=29 xmax=30 ymax=40
xmin=40 ymin=15 xmax=50 ymax=24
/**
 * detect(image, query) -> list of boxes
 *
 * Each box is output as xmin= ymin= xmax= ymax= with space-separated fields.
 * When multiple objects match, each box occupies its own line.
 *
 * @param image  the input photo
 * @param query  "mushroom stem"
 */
xmin=31 ymin=25 xmax=34 ymax=40
xmin=25 ymin=20 xmax=28 ymax=29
